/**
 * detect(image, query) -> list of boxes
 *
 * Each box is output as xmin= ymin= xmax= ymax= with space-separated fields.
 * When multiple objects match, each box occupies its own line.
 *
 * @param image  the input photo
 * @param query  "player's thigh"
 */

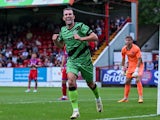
xmin=67 ymin=64 xmax=78 ymax=86
xmin=80 ymin=64 xmax=93 ymax=82
xmin=126 ymin=73 xmax=132 ymax=84
xmin=67 ymin=61 xmax=79 ymax=78
xmin=126 ymin=72 xmax=132 ymax=79
xmin=32 ymin=70 xmax=37 ymax=79
xmin=127 ymin=67 xmax=135 ymax=73
xmin=28 ymin=71 xmax=33 ymax=80
xmin=67 ymin=72 xmax=77 ymax=86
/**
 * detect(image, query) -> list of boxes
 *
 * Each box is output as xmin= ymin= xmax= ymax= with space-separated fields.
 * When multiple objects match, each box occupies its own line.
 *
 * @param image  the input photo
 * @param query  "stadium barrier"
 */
xmin=0 ymin=67 xmax=88 ymax=87
xmin=96 ymin=67 xmax=158 ymax=86
xmin=1 ymin=67 xmax=157 ymax=87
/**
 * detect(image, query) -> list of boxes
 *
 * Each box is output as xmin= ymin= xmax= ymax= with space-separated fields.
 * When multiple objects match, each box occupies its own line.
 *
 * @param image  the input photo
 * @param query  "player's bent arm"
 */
xmin=132 ymin=57 xmax=143 ymax=77
xmin=53 ymin=40 xmax=64 ymax=49
xmin=52 ymin=34 xmax=64 ymax=48
xmin=137 ymin=57 xmax=142 ymax=68
xmin=121 ymin=57 xmax=125 ymax=67
xmin=79 ymin=32 xmax=98 ymax=42
xmin=120 ymin=57 xmax=126 ymax=76
xmin=134 ymin=57 xmax=142 ymax=72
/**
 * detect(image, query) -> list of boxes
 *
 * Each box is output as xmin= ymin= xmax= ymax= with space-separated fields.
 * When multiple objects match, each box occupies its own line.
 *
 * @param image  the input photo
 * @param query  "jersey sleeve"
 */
xmin=80 ymin=23 xmax=93 ymax=36
xmin=135 ymin=47 xmax=142 ymax=58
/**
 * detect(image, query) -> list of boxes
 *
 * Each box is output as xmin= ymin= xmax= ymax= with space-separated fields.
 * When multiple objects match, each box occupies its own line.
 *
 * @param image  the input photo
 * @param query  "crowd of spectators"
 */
xmin=145 ymin=55 xmax=159 ymax=71
xmin=0 ymin=15 xmax=133 ymax=68
xmin=0 ymin=17 xmax=106 ymax=68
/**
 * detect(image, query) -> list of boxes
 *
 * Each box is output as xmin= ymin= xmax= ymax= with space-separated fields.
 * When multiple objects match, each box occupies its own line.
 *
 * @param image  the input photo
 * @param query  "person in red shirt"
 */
xmin=25 ymin=53 xmax=39 ymax=93
xmin=58 ymin=47 xmax=68 ymax=100
xmin=118 ymin=36 xmax=144 ymax=103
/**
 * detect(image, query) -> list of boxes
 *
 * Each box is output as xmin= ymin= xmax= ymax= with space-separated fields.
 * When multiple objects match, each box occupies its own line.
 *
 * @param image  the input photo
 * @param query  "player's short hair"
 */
xmin=125 ymin=36 xmax=133 ymax=40
xmin=63 ymin=7 xmax=74 ymax=16
xmin=63 ymin=7 xmax=73 ymax=12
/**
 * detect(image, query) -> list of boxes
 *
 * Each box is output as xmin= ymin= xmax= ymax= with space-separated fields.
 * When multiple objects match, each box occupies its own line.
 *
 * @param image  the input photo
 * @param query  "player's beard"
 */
xmin=65 ymin=19 xmax=74 ymax=27
xmin=67 ymin=22 xmax=72 ymax=26
xmin=126 ymin=43 xmax=132 ymax=50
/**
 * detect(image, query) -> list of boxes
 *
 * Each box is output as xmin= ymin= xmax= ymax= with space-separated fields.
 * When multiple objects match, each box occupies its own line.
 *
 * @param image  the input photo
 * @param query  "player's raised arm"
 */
xmin=52 ymin=34 xmax=64 ymax=48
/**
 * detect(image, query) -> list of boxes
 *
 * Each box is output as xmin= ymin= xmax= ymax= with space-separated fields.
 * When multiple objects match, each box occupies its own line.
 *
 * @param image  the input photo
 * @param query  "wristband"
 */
xmin=121 ymin=66 xmax=124 ymax=70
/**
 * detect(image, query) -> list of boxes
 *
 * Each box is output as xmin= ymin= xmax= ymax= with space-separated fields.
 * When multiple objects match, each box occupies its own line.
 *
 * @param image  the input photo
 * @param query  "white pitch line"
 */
xmin=0 ymin=97 xmax=155 ymax=105
xmin=95 ymin=114 xmax=158 ymax=120
xmin=0 ymin=99 xmax=93 ymax=105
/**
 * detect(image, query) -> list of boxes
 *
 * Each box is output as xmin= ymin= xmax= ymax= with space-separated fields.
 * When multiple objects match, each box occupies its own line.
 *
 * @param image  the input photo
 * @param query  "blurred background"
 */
xmin=0 ymin=0 xmax=159 ymax=87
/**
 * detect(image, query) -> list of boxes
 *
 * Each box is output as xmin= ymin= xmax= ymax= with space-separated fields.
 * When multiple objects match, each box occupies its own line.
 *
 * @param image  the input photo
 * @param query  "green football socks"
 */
xmin=69 ymin=88 xmax=78 ymax=110
xmin=92 ymin=84 xmax=100 ymax=99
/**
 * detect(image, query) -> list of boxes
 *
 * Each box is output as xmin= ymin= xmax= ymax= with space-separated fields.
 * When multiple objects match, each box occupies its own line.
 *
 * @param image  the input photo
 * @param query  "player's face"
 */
xmin=125 ymin=38 xmax=133 ymax=46
xmin=63 ymin=10 xmax=75 ymax=26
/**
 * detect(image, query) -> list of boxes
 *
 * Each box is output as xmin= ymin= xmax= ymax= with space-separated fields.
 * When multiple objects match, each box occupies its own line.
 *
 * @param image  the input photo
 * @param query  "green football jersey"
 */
xmin=58 ymin=22 xmax=93 ymax=64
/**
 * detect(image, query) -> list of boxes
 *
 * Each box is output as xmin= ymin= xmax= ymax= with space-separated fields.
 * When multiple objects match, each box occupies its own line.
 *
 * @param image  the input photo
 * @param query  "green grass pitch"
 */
xmin=0 ymin=86 xmax=160 ymax=120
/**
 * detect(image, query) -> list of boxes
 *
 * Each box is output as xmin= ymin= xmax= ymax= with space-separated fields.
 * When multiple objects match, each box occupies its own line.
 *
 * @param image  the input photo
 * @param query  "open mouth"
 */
xmin=65 ymin=18 xmax=72 ymax=24
xmin=66 ymin=18 xmax=72 ymax=21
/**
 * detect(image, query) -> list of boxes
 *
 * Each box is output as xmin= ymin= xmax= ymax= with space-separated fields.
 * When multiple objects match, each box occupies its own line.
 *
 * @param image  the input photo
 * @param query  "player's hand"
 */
xmin=120 ymin=66 xmax=126 ymax=76
xmin=120 ymin=70 xmax=126 ymax=76
xmin=132 ymin=67 xmax=139 ymax=77
xmin=52 ymin=34 xmax=59 ymax=41
xmin=74 ymin=34 xmax=81 ymax=40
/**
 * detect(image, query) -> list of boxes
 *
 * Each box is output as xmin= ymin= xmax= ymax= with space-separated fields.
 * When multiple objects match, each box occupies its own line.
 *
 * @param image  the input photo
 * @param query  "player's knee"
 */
xmin=62 ymin=80 xmax=67 ymax=84
xmin=87 ymin=82 xmax=96 ymax=90
xmin=68 ymin=79 xmax=76 ymax=87
xmin=125 ymin=79 xmax=131 ymax=84
xmin=136 ymin=77 xmax=141 ymax=83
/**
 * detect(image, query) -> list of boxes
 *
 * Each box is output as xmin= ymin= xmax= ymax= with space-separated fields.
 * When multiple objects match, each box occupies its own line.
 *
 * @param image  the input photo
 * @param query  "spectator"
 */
xmin=35 ymin=36 xmax=42 ymax=46
xmin=110 ymin=22 xmax=117 ymax=34
xmin=5 ymin=48 xmax=12 ymax=58
xmin=0 ymin=62 xmax=3 ymax=67
xmin=16 ymin=62 xmax=25 ymax=68
xmin=56 ymin=52 xmax=63 ymax=62
xmin=126 ymin=16 xmax=131 ymax=23
xmin=146 ymin=61 xmax=154 ymax=71
xmin=51 ymin=47 xmax=58 ymax=61
xmin=26 ymin=30 xmax=33 ymax=40
xmin=43 ymin=57 xmax=53 ymax=67
xmin=91 ymin=25 xmax=96 ymax=33
xmin=32 ymin=43 xmax=38 ymax=53
xmin=17 ymin=39 xmax=24 ymax=50
xmin=99 ymin=19 xmax=105 ymax=30
xmin=22 ymin=48 xmax=29 ymax=59
xmin=95 ymin=25 xmax=102 ymax=36
xmin=115 ymin=17 xmax=120 ymax=28
xmin=17 ymin=54 xmax=24 ymax=65
xmin=6 ymin=58 xmax=14 ymax=67
xmin=153 ymin=55 xmax=159 ymax=70
xmin=1 ymin=45 xmax=7 ymax=55
xmin=120 ymin=16 xmax=125 ymax=25
xmin=12 ymin=54 xmax=18 ymax=65
xmin=0 ymin=53 xmax=5 ymax=65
